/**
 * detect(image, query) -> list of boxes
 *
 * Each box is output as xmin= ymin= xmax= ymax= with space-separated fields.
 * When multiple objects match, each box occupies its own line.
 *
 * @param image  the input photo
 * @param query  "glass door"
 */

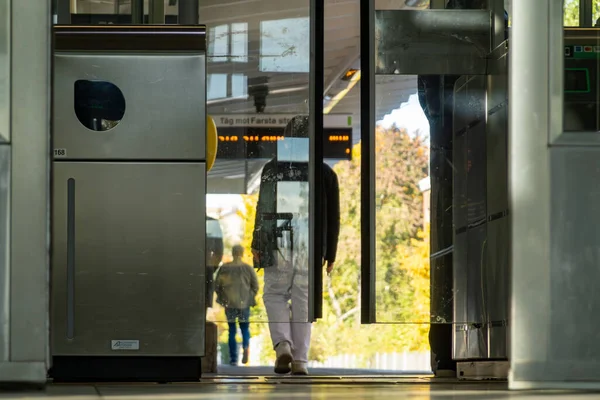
xmin=360 ymin=0 xmax=511 ymax=370
xmin=202 ymin=0 xmax=323 ymax=370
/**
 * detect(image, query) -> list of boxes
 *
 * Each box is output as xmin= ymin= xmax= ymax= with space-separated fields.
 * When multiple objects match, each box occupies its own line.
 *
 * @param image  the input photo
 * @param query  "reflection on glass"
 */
xmin=260 ymin=18 xmax=310 ymax=73
xmin=252 ymin=138 xmax=310 ymax=322
xmin=207 ymin=74 xmax=228 ymax=100
xmin=72 ymin=0 xmax=118 ymax=14
xmin=404 ymin=0 xmax=429 ymax=7
xmin=374 ymin=0 xmax=430 ymax=9
xmin=73 ymin=0 xmax=178 ymax=17
xmin=232 ymin=74 xmax=247 ymax=98
xmin=205 ymin=216 xmax=224 ymax=309
xmin=375 ymin=81 xmax=431 ymax=324
xmin=277 ymin=181 xmax=309 ymax=214
xmin=563 ymin=23 xmax=600 ymax=131
xmin=208 ymin=24 xmax=230 ymax=61
xmin=231 ymin=23 xmax=249 ymax=63
xmin=277 ymin=138 xmax=310 ymax=162
xmin=208 ymin=23 xmax=249 ymax=63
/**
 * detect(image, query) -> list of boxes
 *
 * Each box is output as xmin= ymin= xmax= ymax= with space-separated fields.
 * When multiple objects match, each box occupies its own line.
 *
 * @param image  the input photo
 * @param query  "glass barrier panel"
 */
xmin=373 ymin=2 xmax=510 ymax=352
xmin=372 ymin=2 xmax=511 ymax=367
xmin=72 ymin=0 xmax=122 ymax=14
xmin=203 ymin=0 xmax=318 ymax=369
xmin=71 ymin=0 xmax=178 ymax=23
xmin=204 ymin=0 xmax=312 ymax=328
xmin=373 ymin=73 xmax=433 ymax=326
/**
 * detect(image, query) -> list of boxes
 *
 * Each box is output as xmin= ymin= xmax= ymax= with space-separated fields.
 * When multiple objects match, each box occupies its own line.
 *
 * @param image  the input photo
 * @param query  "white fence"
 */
xmin=308 ymin=352 xmax=432 ymax=372
xmin=217 ymin=335 xmax=432 ymax=373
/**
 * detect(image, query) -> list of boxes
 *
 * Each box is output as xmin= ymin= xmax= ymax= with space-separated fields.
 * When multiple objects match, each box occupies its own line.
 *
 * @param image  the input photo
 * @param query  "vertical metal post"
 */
xmin=360 ymin=0 xmax=376 ymax=324
xmin=309 ymin=0 xmax=324 ymax=322
xmin=581 ymin=0 xmax=594 ymax=27
xmin=178 ymin=0 xmax=198 ymax=24
xmin=131 ymin=0 xmax=143 ymax=24
xmin=1 ymin=0 xmax=51 ymax=383
xmin=149 ymin=0 xmax=165 ymax=24
xmin=508 ymin=0 xmax=552 ymax=390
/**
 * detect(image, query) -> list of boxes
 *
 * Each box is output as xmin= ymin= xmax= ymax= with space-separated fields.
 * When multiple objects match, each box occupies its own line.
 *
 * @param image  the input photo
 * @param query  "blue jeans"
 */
xmin=225 ymin=307 xmax=250 ymax=363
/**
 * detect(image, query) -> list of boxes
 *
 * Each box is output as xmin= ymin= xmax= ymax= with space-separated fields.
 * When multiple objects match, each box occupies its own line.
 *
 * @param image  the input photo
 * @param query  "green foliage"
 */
xmin=508 ymin=1 xmax=589 ymax=27
xmin=310 ymin=125 xmax=431 ymax=360
xmin=534 ymin=1 xmax=600 ymax=27
xmin=238 ymin=194 xmax=275 ymax=364
xmin=565 ymin=0 xmax=580 ymax=26
xmin=562 ymin=0 xmax=600 ymax=27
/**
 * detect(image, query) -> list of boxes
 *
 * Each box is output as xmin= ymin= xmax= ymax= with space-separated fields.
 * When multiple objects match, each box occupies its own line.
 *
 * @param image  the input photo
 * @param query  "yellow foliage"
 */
xmin=217 ymin=125 xmax=433 ymax=363
xmin=397 ymin=224 xmax=431 ymax=351
xmin=239 ymin=194 xmax=258 ymax=266
xmin=398 ymin=224 xmax=430 ymax=322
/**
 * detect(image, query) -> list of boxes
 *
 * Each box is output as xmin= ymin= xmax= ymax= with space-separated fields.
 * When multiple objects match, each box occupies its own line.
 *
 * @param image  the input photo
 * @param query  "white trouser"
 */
xmin=262 ymin=215 xmax=311 ymax=363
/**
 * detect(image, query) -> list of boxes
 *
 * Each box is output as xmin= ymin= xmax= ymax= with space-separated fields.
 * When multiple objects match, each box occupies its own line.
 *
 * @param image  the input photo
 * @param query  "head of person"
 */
xmin=278 ymin=116 xmax=309 ymax=162
xmin=232 ymin=244 xmax=244 ymax=259
xmin=283 ymin=115 xmax=309 ymax=138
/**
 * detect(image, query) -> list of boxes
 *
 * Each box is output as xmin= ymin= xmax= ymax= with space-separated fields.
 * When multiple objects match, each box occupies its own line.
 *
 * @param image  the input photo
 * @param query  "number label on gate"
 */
xmin=111 ymin=340 xmax=139 ymax=350
xmin=54 ymin=148 xmax=67 ymax=158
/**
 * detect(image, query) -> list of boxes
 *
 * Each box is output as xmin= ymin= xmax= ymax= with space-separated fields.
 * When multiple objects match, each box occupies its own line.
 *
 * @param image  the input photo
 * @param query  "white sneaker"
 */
xmin=274 ymin=342 xmax=293 ymax=374
xmin=291 ymin=361 xmax=308 ymax=376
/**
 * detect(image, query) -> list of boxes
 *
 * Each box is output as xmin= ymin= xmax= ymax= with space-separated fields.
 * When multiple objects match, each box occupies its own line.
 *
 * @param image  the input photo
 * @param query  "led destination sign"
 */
xmin=213 ymin=114 xmax=353 ymax=161
xmin=216 ymin=127 xmax=352 ymax=160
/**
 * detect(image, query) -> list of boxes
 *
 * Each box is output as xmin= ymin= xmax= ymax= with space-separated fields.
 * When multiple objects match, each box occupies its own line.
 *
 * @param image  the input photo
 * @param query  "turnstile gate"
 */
xmin=49 ymin=25 xmax=208 ymax=382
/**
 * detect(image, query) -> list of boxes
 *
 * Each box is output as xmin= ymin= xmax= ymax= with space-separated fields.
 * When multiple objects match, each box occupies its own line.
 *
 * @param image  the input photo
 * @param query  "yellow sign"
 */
xmin=207 ymin=115 xmax=218 ymax=172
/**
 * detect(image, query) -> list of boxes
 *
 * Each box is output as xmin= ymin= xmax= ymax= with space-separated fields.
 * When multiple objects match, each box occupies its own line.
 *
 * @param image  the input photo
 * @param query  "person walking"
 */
xmin=252 ymin=116 xmax=340 ymax=375
xmin=215 ymin=245 xmax=259 ymax=366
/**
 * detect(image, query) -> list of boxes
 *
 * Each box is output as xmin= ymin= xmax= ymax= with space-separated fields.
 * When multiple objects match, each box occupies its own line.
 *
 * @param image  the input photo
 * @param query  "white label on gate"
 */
xmin=111 ymin=340 xmax=140 ymax=350
xmin=54 ymin=148 xmax=67 ymax=158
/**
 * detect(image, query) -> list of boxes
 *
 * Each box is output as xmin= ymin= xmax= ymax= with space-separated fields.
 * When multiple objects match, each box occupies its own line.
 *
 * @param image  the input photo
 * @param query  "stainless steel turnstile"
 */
xmin=50 ymin=26 xmax=207 ymax=382
xmin=451 ymin=41 xmax=510 ymax=379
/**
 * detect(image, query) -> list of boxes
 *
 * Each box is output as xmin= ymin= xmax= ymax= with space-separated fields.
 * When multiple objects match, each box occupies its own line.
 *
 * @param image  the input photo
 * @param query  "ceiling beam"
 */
xmin=323 ymin=44 xmax=359 ymax=95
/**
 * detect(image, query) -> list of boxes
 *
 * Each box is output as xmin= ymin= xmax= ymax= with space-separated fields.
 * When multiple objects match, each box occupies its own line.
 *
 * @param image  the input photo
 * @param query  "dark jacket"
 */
xmin=251 ymin=159 xmax=340 ymax=268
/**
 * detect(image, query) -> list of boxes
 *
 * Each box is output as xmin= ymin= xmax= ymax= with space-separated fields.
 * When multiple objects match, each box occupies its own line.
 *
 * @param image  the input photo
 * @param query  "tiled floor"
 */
xmin=208 ymin=365 xmax=432 ymax=377
xmin=1 ymin=379 xmax=600 ymax=399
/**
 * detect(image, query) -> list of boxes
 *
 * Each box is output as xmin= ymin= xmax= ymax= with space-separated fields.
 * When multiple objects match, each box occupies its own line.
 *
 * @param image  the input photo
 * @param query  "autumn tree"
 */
xmin=563 ymin=0 xmax=600 ymax=26
xmin=309 ymin=124 xmax=431 ymax=361
xmin=564 ymin=0 xmax=579 ymax=26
